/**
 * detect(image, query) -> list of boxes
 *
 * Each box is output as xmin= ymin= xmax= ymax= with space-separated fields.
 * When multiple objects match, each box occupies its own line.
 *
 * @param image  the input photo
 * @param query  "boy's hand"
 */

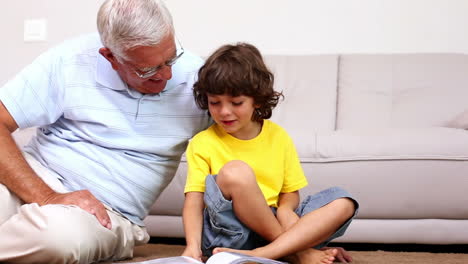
xmin=182 ymin=246 xmax=203 ymax=262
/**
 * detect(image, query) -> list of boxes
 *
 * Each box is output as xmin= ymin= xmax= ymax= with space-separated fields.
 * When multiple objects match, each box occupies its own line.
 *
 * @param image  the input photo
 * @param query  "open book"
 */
xmin=116 ymin=251 xmax=287 ymax=264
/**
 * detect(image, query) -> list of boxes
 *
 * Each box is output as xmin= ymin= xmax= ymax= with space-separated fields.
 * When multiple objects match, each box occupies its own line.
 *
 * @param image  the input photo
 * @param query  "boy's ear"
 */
xmin=99 ymin=47 xmax=120 ymax=71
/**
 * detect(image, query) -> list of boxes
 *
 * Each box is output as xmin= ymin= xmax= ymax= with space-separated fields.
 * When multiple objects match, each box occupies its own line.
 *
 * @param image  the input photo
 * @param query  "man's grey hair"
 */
xmin=97 ymin=0 xmax=174 ymax=61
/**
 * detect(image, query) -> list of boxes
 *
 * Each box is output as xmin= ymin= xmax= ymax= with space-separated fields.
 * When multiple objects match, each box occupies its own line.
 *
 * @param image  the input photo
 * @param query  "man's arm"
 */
xmin=0 ymin=102 xmax=112 ymax=229
xmin=0 ymin=102 xmax=57 ymax=204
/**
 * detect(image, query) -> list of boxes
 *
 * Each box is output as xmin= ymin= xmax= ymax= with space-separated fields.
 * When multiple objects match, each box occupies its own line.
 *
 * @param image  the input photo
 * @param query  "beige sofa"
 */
xmin=13 ymin=54 xmax=468 ymax=245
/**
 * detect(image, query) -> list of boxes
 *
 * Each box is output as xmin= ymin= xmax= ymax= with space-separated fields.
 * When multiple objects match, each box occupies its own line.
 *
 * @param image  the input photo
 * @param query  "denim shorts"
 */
xmin=201 ymin=174 xmax=359 ymax=257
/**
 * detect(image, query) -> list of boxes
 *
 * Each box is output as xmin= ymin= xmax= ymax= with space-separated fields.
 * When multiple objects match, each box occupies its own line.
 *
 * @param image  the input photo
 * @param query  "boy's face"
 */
xmin=207 ymin=94 xmax=261 ymax=140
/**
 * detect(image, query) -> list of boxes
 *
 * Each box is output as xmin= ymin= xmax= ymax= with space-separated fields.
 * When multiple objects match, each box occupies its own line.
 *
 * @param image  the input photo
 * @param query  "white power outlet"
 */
xmin=24 ymin=19 xmax=47 ymax=42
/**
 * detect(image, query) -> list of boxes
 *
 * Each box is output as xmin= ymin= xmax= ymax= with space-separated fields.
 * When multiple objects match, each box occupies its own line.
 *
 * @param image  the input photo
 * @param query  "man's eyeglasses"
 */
xmin=128 ymin=40 xmax=185 ymax=79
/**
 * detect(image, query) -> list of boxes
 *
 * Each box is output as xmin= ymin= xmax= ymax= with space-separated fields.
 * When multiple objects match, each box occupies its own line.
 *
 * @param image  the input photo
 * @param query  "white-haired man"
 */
xmin=0 ymin=0 xmax=210 ymax=263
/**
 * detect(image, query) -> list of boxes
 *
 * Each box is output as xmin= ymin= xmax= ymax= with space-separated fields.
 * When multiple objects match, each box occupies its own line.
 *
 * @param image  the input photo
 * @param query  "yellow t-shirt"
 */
xmin=184 ymin=120 xmax=307 ymax=207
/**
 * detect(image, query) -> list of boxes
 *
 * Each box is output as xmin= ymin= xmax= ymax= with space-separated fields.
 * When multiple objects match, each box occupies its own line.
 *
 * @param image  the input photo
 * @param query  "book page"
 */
xmin=205 ymin=252 xmax=242 ymax=264
xmin=115 ymin=256 xmax=202 ymax=264
xmin=206 ymin=252 xmax=287 ymax=264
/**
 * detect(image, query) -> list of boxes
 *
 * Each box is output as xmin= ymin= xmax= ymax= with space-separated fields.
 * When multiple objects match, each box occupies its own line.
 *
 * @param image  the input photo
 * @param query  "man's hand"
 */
xmin=41 ymin=190 xmax=112 ymax=229
xmin=321 ymin=247 xmax=353 ymax=263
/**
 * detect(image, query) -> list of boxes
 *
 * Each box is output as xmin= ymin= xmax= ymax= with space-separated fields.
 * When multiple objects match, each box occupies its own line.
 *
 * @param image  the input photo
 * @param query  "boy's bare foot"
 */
xmin=213 ymin=247 xmax=337 ymax=264
xmin=286 ymin=248 xmax=337 ymax=264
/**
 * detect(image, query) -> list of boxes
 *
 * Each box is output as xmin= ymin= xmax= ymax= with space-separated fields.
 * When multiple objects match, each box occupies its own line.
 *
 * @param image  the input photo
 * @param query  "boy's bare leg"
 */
xmin=216 ymin=160 xmax=283 ymax=241
xmin=214 ymin=197 xmax=356 ymax=263
xmin=215 ymin=247 xmax=337 ymax=264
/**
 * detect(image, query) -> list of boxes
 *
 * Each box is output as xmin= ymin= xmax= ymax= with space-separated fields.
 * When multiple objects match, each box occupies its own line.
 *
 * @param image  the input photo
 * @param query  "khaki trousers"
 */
xmin=0 ymin=153 xmax=150 ymax=264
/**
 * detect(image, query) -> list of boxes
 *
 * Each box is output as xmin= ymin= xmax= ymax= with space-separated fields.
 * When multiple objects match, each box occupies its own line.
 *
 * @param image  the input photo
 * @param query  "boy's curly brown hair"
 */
xmin=193 ymin=43 xmax=283 ymax=122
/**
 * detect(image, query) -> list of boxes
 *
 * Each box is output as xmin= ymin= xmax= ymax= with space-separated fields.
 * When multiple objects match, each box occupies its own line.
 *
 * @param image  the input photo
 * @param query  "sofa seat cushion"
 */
xmin=297 ymin=127 xmax=468 ymax=162
xmin=446 ymin=109 xmax=468 ymax=129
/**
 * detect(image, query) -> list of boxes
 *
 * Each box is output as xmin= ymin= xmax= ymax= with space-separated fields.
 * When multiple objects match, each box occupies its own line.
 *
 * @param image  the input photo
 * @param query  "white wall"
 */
xmin=0 ymin=1 xmax=104 ymax=84
xmin=1 ymin=0 xmax=468 ymax=84
xmin=168 ymin=0 xmax=468 ymax=56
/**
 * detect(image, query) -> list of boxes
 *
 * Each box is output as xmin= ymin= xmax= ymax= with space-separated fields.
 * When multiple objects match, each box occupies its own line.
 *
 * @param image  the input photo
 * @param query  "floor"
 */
xmin=149 ymin=237 xmax=468 ymax=254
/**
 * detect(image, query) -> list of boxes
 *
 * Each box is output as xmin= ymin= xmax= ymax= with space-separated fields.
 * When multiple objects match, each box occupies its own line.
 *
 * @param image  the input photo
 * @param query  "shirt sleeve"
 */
xmin=281 ymin=134 xmax=308 ymax=193
xmin=0 ymin=48 xmax=64 ymax=129
xmin=184 ymin=135 xmax=211 ymax=193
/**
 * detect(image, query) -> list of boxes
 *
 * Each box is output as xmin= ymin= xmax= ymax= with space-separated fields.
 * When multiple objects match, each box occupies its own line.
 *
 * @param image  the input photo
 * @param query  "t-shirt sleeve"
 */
xmin=0 ymin=48 xmax=64 ymax=129
xmin=281 ymin=134 xmax=308 ymax=193
xmin=184 ymin=135 xmax=211 ymax=193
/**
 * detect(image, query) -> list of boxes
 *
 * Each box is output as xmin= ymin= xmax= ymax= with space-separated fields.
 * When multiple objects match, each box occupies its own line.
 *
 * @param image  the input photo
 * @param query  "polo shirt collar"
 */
xmin=95 ymin=54 xmax=127 ymax=91
xmin=164 ymin=61 xmax=187 ymax=92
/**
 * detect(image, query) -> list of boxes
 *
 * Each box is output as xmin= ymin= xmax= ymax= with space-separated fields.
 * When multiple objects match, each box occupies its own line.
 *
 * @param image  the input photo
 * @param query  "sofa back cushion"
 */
xmin=264 ymin=55 xmax=338 ymax=156
xmin=337 ymin=54 xmax=468 ymax=129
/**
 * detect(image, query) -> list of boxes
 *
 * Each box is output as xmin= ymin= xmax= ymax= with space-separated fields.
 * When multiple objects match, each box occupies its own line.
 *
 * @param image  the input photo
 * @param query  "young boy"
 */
xmin=182 ymin=43 xmax=358 ymax=264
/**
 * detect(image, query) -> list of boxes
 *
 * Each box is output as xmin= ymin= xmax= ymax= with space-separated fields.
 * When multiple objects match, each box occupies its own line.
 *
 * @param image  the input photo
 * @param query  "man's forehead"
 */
xmin=124 ymin=38 xmax=176 ymax=66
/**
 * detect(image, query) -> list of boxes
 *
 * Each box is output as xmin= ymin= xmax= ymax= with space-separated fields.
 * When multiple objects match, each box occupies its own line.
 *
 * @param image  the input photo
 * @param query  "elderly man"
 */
xmin=0 ymin=0 xmax=210 ymax=263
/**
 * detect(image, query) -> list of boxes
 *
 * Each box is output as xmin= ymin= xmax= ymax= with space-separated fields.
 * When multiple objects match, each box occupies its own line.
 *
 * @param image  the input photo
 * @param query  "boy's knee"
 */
xmin=216 ymin=161 xmax=257 ymax=198
xmin=334 ymin=198 xmax=357 ymax=219
xmin=218 ymin=160 xmax=255 ymax=184
xmin=324 ymin=186 xmax=358 ymax=217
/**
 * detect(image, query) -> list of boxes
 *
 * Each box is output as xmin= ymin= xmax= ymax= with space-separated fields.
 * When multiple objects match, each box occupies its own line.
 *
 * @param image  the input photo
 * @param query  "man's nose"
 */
xmin=154 ymin=65 xmax=172 ymax=80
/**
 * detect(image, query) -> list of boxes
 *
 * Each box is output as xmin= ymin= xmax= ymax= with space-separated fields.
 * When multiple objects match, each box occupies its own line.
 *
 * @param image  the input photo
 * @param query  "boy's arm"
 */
xmin=182 ymin=191 xmax=205 ymax=261
xmin=276 ymin=191 xmax=300 ymax=232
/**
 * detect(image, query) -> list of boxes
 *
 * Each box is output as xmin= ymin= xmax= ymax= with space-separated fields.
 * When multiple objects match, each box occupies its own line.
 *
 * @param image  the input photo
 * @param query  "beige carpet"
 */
xmin=105 ymin=243 xmax=468 ymax=264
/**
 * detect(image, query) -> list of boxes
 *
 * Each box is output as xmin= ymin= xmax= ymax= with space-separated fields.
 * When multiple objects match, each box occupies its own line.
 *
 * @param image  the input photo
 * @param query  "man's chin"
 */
xmin=137 ymin=80 xmax=167 ymax=94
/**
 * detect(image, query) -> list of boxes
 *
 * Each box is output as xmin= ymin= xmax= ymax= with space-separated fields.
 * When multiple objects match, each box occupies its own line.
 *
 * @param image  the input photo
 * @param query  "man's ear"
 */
xmin=99 ymin=47 xmax=120 ymax=71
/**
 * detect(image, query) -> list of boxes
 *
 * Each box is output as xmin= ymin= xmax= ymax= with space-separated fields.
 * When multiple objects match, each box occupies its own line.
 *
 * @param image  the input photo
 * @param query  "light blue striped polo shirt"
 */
xmin=0 ymin=33 xmax=211 ymax=225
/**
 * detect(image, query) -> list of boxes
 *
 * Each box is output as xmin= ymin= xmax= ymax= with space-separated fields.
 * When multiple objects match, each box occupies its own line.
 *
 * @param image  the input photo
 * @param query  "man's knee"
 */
xmin=0 ymin=184 xmax=21 ymax=225
xmin=7 ymin=204 xmax=116 ymax=263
